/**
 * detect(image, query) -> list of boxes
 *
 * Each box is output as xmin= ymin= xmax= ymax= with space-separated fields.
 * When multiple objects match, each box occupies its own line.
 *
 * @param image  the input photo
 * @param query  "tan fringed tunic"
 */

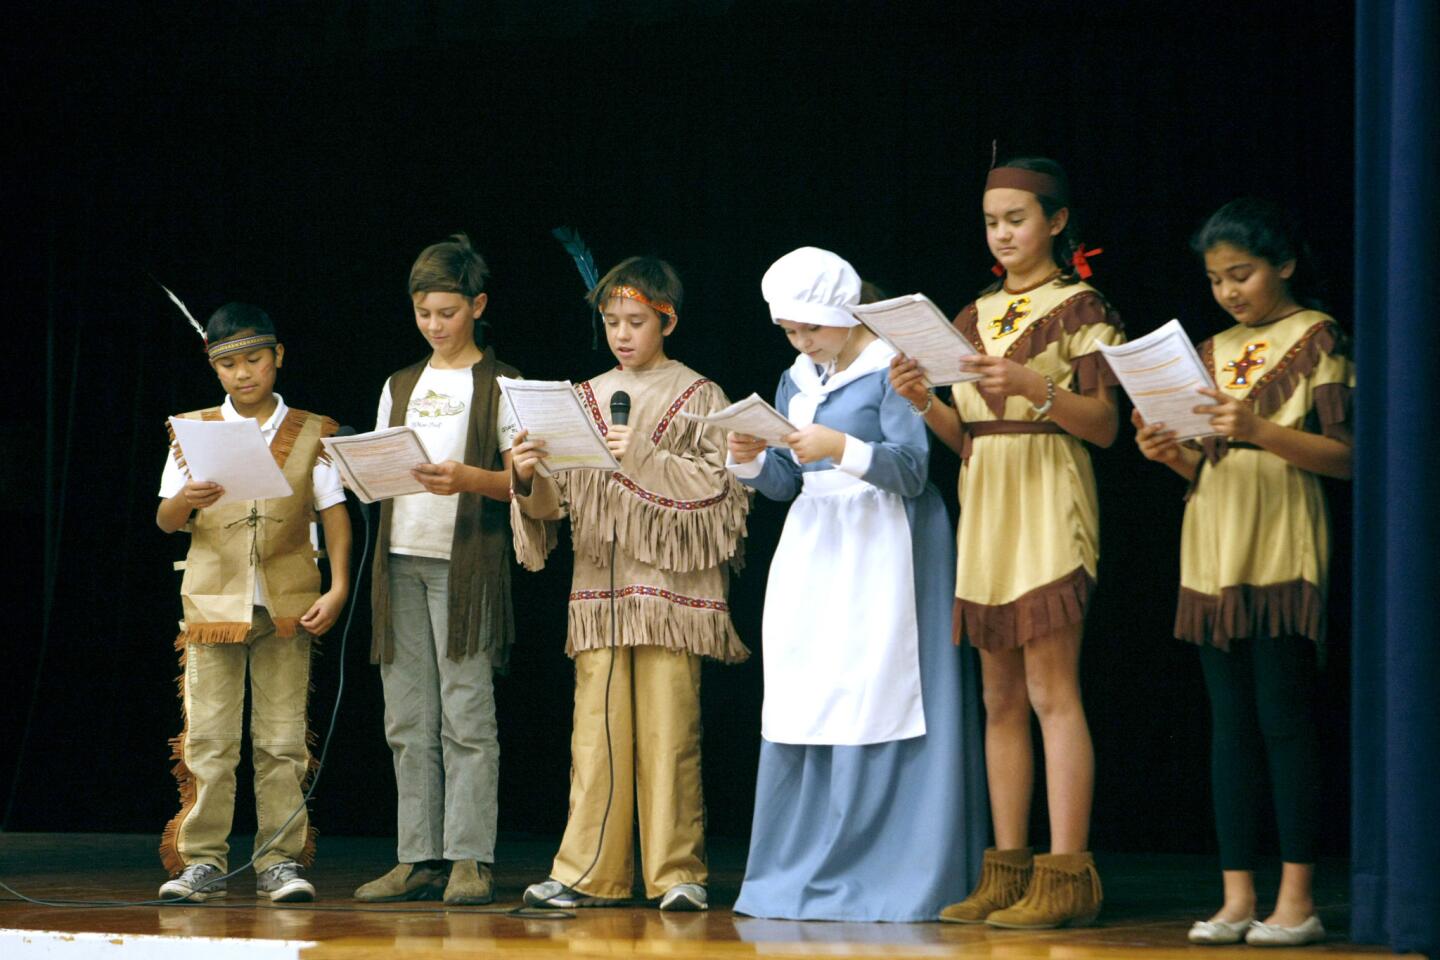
xmin=1177 ymin=309 xmax=1354 ymax=650
xmin=512 ymin=359 xmax=751 ymax=662
xmin=950 ymin=279 xmax=1124 ymax=650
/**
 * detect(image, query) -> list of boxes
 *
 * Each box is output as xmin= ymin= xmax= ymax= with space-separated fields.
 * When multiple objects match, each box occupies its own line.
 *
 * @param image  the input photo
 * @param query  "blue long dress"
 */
xmin=732 ymin=363 xmax=989 ymax=921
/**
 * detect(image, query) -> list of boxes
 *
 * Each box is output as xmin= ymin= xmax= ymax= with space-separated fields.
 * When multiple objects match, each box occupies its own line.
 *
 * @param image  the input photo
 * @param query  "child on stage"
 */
xmin=156 ymin=303 xmax=351 ymax=903
xmin=1134 ymin=199 xmax=1352 ymax=948
xmin=728 ymin=247 xmax=988 ymax=921
xmin=510 ymin=256 xmax=750 ymax=912
xmin=354 ymin=234 xmax=521 ymax=905
xmin=891 ymin=157 xmax=1123 ymax=928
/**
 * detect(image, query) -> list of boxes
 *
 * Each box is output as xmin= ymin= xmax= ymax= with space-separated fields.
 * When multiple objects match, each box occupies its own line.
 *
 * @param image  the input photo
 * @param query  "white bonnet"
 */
xmin=761 ymin=246 xmax=861 ymax=328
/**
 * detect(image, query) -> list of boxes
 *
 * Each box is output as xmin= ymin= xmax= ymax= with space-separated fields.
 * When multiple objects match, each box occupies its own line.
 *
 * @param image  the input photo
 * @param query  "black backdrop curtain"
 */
xmin=1351 ymin=0 xmax=1440 ymax=956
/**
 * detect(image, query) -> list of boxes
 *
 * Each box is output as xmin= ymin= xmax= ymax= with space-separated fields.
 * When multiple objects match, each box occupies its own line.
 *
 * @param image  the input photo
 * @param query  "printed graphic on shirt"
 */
xmin=989 ymin=297 xmax=1031 ymax=339
xmin=1224 ymin=341 xmax=1268 ymax=389
xmin=409 ymin=390 xmax=466 ymax=420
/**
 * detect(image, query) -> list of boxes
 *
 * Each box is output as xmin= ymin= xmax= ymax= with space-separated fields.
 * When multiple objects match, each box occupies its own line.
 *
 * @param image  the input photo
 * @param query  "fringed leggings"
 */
xmin=1199 ymin=635 xmax=1321 ymax=870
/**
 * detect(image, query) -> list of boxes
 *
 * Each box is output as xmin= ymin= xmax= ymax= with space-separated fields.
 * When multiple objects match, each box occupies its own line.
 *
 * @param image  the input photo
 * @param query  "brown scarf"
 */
xmin=369 ymin=349 xmax=520 ymax=668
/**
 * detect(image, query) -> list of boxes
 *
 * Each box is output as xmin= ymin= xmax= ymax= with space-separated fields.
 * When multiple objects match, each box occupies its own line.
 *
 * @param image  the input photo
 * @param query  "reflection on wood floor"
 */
xmin=0 ymin=834 xmax=1416 ymax=959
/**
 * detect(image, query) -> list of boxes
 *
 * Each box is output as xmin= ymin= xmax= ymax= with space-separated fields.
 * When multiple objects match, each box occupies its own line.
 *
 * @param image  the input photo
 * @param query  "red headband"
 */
xmin=984 ymin=167 xmax=1066 ymax=205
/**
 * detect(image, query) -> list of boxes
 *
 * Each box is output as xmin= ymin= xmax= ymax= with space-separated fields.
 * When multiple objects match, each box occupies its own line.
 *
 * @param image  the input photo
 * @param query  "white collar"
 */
xmin=220 ymin=392 xmax=288 ymax=433
xmin=788 ymin=338 xmax=895 ymax=397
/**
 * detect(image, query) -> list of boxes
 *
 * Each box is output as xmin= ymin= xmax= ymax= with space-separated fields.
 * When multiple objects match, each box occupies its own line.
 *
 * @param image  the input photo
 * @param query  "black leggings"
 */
xmin=1198 ymin=636 xmax=1321 ymax=870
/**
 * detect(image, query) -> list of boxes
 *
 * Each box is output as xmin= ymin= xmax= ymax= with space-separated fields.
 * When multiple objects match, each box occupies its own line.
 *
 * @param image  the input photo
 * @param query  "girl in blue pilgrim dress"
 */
xmin=727 ymin=247 xmax=988 ymax=921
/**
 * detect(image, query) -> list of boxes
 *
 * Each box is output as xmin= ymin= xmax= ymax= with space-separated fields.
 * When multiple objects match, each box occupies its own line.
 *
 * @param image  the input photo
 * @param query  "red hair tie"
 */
xmin=1071 ymin=244 xmax=1104 ymax=279
xmin=990 ymin=262 xmax=1005 ymax=277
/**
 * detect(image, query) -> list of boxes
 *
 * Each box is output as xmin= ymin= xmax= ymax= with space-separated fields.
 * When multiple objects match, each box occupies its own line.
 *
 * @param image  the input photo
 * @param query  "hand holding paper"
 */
xmin=497 ymin=377 xmax=620 ymax=473
xmin=678 ymin=393 xmax=796 ymax=447
xmin=168 ymin=417 xmax=294 ymax=505
xmin=850 ymin=294 xmax=981 ymax=386
xmin=1097 ymin=319 xmax=1217 ymax=440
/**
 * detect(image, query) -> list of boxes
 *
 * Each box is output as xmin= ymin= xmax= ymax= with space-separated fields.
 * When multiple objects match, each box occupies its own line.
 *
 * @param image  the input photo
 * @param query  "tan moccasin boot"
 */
xmin=985 ymin=851 xmax=1103 ymax=929
xmin=443 ymin=860 xmax=495 ymax=905
xmin=353 ymin=862 xmax=447 ymax=902
xmin=938 ymin=847 xmax=1034 ymax=923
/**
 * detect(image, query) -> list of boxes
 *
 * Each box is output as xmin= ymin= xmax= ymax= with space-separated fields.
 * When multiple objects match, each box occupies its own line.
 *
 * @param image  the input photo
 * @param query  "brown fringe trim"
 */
xmin=1245 ymin=321 xmax=1344 ymax=420
xmin=956 ymin=292 xmax=1123 ymax=418
xmin=315 ymin=415 xmax=339 ymax=466
xmin=510 ymin=496 xmax=559 ymax=572
xmin=565 ymin=467 xmax=751 ymax=575
xmin=567 ymin=592 xmax=750 ymax=664
xmin=1174 ymin=578 xmax=1325 ymax=650
xmin=1313 ymin=382 xmax=1353 ymax=444
xmin=159 ymin=634 xmax=194 ymax=876
xmin=1070 ymin=350 xmax=1120 ymax=394
xmin=268 ymin=409 xmax=309 ymax=471
xmin=179 ymin=621 xmax=252 ymax=645
xmin=953 ymin=565 xmax=1094 ymax=651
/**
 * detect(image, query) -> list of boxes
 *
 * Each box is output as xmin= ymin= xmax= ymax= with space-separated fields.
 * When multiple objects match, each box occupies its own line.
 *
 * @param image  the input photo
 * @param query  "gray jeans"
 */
xmin=381 ymin=553 xmax=499 ymax=863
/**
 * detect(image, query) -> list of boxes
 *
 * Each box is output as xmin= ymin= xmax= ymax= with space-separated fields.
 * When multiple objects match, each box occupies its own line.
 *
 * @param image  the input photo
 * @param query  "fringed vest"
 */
xmin=170 ymin=407 xmax=337 ymax=643
xmin=370 ymin=350 xmax=520 ymax=668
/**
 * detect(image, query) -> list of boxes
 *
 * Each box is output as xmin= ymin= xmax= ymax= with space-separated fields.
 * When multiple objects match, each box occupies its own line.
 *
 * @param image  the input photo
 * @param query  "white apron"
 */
xmin=760 ymin=342 xmax=925 ymax=746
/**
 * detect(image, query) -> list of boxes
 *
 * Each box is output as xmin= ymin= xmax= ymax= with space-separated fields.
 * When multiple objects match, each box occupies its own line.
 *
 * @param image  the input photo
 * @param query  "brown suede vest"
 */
xmin=370 ymin=350 xmax=519 ymax=667
xmin=171 ymin=407 xmax=337 ymax=643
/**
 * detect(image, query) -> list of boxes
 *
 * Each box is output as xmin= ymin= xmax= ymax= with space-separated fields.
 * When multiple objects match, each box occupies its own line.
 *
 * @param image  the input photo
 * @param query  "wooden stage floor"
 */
xmin=0 ymin=833 xmax=1417 ymax=959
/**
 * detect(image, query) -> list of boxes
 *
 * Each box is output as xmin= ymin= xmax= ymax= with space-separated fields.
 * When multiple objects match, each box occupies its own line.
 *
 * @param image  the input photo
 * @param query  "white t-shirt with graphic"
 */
xmin=375 ymin=364 xmax=518 ymax=561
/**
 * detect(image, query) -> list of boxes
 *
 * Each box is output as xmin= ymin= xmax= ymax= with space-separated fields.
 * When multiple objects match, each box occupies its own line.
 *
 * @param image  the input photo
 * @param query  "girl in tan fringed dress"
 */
xmin=1135 ymin=199 xmax=1352 ymax=948
xmin=510 ymin=256 xmax=749 ymax=913
xmin=891 ymin=157 xmax=1121 ymax=929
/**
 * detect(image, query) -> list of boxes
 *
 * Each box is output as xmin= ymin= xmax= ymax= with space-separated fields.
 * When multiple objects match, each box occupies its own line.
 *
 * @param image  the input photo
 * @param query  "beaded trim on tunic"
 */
xmin=570 ymin=585 xmax=729 ymax=611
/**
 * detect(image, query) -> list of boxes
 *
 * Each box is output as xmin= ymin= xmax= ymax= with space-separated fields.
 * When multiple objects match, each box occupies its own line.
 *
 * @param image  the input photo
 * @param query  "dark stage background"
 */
xmin=4 ymin=0 xmax=1354 ymax=858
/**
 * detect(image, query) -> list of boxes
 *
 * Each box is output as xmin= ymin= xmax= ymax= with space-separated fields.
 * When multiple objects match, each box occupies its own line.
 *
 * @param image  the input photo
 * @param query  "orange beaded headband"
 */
xmin=607 ymin=284 xmax=677 ymax=320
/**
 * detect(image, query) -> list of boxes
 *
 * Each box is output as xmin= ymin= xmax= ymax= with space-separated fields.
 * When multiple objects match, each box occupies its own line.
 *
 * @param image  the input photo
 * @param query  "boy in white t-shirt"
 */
xmin=354 ymin=234 xmax=521 ymax=905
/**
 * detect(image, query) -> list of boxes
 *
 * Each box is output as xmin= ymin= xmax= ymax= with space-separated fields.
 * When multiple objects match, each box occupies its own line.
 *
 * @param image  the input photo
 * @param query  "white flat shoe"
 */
xmin=1188 ymin=915 xmax=1254 ymax=944
xmin=1246 ymin=914 xmax=1325 ymax=946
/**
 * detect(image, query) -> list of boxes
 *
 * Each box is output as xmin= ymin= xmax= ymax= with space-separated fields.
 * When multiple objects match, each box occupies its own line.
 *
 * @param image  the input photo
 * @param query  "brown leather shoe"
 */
xmin=985 ymin=851 xmax=1103 ymax=929
xmin=353 ymin=862 xmax=446 ymax=902
xmin=443 ymin=860 xmax=495 ymax=905
xmin=938 ymin=847 xmax=1033 ymax=923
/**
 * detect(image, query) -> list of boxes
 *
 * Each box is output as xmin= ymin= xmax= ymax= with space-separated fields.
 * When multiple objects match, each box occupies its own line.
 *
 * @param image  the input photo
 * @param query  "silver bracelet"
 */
xmin=1030 ymin=376 xmax=1056 ymax=416
xmin=910 ymin=392 xmax=935 ymax=416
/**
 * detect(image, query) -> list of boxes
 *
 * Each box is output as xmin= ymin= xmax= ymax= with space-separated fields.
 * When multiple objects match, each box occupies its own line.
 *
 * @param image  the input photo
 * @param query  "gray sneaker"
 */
xmin=256 ymin=861 xmax=315 ymax=902
xmin=659 ymin=882 xmax=708 ymax=912
xmin=522 ymin=878 xmax=620 ymax=909
xmin=158 ymin=863 xmax=227 ymax=902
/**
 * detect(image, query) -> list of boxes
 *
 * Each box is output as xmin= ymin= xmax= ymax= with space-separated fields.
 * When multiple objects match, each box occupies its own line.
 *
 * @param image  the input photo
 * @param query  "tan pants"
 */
xmin=551 ymin=646 xmax=706 ymax=899
xmin=163 ymin=607 xmax=314 ymax=873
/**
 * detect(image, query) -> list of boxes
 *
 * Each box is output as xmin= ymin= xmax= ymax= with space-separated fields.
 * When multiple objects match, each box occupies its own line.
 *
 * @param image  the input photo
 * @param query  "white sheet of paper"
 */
xmin=1097 ymin=319 xmax=1218 ymax=440
xmin=849 ymin=293 xmax=981 ymax=385
xmin=677 ymin=392 xmax=797 ymax=447
xmin=320 ymin=427 xmax=430 ymax=504
xmin=498 ymin=377 xmax=620 ymax=472
xmin=168 ymin=417 xmax=294 ymax=505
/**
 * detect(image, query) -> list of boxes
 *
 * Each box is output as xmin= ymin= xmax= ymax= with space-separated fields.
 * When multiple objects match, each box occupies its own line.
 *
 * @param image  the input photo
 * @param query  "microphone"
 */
xmin=610 ymin=391 xmax=631 ymax=427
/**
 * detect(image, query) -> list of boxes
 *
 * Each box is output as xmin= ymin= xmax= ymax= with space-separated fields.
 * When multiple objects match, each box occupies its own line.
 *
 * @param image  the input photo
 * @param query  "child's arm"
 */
xmin=156 ymin=481 xmax=225 ymax=533
xmin=838 ymin=378 xmax=930 ymax=497
xmin=1132 ymin=409 xmax=1202 ymax=481
xmin=411 ymin=459 xmax=513 ymax=501
xmin=299 ymin=502 xmax=353 ymax=637
xmin=1195 ymin=388 xmax=1352 ymax=480
xmin=729 ymin=431 xmax=803 ymax=502
xmin=959 ymin=354 xmax=1119 ymax=447
xmin=889 ymin=355 xmax=967 ymax=455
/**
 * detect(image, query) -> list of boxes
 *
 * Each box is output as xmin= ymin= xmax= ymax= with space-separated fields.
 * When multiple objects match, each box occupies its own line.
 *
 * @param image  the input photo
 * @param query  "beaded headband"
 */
xmin=207 ymin=333 xmax=278 ymax=361
xmin=984 ymin=166 xmax=1067 ymax=206
xmin=607 ymin=284 xmax=677 ymax=320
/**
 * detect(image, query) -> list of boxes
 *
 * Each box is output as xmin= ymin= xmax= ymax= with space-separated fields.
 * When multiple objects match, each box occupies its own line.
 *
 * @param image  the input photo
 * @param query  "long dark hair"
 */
xmin=1190 ymin=198 xmax=1325 ymax=310
xmin=980 ymin=156 xmax=1085 ymax=296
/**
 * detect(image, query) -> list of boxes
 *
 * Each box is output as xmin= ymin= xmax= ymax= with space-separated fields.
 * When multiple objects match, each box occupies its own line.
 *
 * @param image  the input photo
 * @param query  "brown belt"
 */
xmin=961 ymin=420 xmax=1065 ymax=461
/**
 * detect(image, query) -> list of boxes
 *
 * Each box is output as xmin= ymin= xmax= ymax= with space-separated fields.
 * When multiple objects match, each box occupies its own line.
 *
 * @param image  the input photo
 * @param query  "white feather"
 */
xmin=158 ymin=280 xmax=206 ymax=342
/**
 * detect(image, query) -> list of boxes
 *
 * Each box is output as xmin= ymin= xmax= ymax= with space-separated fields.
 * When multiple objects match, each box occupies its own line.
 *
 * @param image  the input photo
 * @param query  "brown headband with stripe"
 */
xmin=984 ymin=166 xmax=1067 ymax=205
